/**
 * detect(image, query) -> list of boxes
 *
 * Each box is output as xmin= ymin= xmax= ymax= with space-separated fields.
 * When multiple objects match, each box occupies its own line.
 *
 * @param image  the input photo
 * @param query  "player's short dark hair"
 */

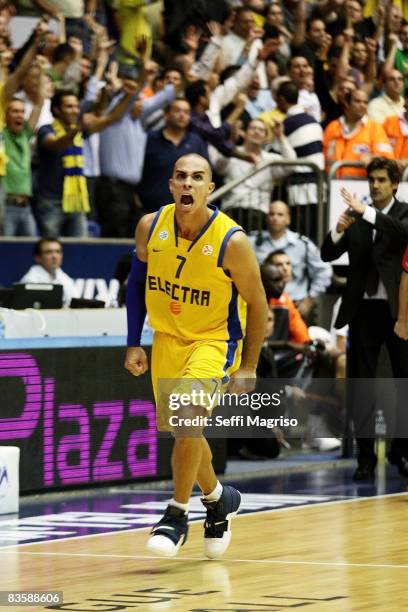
xmin=173 ymin=154 xmax=213 ymax=180
xmin=185 ymin=80 xmax=207 ymax=108
xmin=276 ymin=81 xmax=298 ymax=104
xmin=34 ymin=237 xmax=62 ymax=256
xmin=366 ymin=158 xmax=401 ymax=184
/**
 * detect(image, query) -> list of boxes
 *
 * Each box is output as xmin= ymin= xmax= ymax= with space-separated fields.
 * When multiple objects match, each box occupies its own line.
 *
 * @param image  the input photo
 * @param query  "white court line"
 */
xmin=1 ymin=550 xmax=407 ymax=570
xmin=0 ymin=491 xmax=406 ymax=551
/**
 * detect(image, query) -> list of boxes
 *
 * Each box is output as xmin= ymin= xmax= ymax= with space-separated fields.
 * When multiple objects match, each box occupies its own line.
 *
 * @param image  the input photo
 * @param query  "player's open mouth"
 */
xmin=180 ymin=195 xmax=194 ymax=206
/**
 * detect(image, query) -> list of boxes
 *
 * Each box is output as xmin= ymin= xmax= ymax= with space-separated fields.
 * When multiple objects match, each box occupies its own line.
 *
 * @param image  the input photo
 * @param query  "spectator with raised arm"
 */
xmin=96 ymin=79 xmax=177 ymax=237
xmin=185 ymin=79 xmax=257 ymax=163
xmin=384 ymin=28 xmax=408 ymax=89
xmin=4 ymin=66 xmax=44 ymax=235
xmin=221 ymin=6 xmax=262 ymax=68
xmin=337 ymin=28 xmax=377 ymax=95
xmin=37 ymin=81 xmax=139 ymax=237
xmin=290 ymin=0 xmax=328 ymax=68
xmin=0 ymin=15 xmax=49 ymax=233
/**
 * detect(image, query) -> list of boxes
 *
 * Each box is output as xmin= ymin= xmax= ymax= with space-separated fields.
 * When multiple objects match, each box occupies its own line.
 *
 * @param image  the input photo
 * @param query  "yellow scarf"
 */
xmin=52 ymin=119 xmax=90 ymax=214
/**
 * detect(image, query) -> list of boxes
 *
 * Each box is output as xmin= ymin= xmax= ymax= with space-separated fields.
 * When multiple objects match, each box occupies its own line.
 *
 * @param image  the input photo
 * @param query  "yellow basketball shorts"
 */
xmin=151 ymin=331 xmax=243 ymax=432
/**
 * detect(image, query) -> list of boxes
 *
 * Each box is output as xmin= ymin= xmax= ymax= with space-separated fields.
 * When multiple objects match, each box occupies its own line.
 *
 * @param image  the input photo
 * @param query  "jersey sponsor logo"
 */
xmin=170 ymin=301 xmax=182 ymax=314
xmin=148 ymin=275 xmax=210 ymax=306
xmin=159 ymin=230 xmax=169 ymax=240
xmin=202 ymin=244 xmax=214 ymax=256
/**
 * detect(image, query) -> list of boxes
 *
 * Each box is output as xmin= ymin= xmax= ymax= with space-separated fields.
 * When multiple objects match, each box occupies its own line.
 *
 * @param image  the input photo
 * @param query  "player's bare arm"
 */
xmin=223 ymin=232 xmax=269 ymax=394
xmin=124 ymin=213 xmax=156 ymax=377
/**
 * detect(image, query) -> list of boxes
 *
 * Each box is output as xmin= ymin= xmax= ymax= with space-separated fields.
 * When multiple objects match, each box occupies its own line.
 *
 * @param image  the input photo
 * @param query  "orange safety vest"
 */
xmin=383 ymin=115 xmax=408 ymax=159
xmin=269 ymin=293 xmax=310 ymax=344
xmin=323 ymin=116 xmax=394 ymax=177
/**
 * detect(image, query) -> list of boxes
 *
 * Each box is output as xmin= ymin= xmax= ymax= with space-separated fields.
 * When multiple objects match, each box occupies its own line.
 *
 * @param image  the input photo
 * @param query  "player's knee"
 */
xmin=171 ymin=404 xmax=209 ymax=438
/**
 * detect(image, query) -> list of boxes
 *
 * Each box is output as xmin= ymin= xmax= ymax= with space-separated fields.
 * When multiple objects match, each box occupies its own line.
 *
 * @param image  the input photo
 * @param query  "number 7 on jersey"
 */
xmin=175 ymin=255 xmax=187 ymax=279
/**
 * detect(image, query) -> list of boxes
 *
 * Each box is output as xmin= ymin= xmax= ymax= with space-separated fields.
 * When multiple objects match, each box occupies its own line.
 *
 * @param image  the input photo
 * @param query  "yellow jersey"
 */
xmin=146 ymin=204 xmax=247 ymax=342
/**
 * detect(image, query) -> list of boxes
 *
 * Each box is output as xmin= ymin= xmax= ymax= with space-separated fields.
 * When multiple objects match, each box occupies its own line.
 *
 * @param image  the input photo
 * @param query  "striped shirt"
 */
xmin=283 ymin=105 xmax=324 ymax=172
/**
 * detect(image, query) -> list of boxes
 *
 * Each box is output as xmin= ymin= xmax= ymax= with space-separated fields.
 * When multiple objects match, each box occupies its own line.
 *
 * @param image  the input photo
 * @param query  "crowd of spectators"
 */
xmin=0 ymin=0 xmax=408 ymax=241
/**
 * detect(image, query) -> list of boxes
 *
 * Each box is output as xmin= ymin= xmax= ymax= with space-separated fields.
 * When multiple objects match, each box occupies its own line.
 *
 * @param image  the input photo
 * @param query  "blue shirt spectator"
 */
xmin=99 ymin=83 xmax=175 ymax=185
xmin=249 ymin=200 xmax=332 ymax=306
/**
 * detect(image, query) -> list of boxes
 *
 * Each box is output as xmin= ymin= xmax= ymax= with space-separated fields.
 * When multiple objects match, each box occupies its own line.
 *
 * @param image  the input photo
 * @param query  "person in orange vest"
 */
xmin=383 ymin=88 xmax=408 ymax=166
xmin=323 ymin=88 xmax=394 ymax=178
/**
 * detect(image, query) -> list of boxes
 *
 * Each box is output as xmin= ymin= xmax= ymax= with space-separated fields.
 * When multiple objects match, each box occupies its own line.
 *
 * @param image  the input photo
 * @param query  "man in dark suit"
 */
xmin=321 ymin=157 xmax=408 ymax=481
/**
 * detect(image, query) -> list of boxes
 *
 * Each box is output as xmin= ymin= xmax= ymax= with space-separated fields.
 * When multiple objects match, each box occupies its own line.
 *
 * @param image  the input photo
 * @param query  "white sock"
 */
xmin=203 ymin=480 xmax=223 ymax=502
xmin=170 ymin=498 xmax=189 ymax=514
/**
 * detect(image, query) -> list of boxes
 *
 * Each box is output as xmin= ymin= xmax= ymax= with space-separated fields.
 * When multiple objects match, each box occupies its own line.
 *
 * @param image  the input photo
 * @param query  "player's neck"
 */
xmin=175 ymin=207 xmax=212 ymax=240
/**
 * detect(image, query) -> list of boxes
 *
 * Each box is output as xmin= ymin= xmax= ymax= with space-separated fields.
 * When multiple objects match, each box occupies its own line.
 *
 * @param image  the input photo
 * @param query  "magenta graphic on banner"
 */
xmin=0 ymin=353 xmax=157 ymax=489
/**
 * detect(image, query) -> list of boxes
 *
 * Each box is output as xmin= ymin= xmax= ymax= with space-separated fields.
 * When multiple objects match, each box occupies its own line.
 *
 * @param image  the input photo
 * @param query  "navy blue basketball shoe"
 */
xmin=201 ymin=485 xmax=241 ymax=559
xmin=146 ymin=505 xmax=189 ymax=557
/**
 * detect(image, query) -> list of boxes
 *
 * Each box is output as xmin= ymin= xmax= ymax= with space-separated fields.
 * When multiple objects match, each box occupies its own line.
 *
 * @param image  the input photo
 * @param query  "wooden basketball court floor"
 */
xmin=1 ymin=465 xmax=407 ymax=612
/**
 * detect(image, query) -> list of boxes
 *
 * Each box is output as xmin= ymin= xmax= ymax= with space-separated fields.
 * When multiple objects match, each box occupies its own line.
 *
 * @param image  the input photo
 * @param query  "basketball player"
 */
xmin=125 ymin=154 xmax=268 ymax=558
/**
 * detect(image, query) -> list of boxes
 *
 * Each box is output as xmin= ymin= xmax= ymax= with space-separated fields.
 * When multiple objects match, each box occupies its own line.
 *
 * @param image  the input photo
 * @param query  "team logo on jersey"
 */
xmin=170 ymin=301 xmax=182 ymax=315
xmin=159 ymin=230 xmax=169 ymax=240
xmin=202 ymin=244 xmax=213 ymax=256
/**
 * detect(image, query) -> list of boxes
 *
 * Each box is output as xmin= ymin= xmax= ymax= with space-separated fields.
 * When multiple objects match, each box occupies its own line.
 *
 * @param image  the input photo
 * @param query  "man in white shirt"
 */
xmin=368 ymin=69 xmax=404 ymax=124
xmin=221 ymin=7 xmax=267 ymax=87
xmin=20 ymin=237 xmax=76 ymax=306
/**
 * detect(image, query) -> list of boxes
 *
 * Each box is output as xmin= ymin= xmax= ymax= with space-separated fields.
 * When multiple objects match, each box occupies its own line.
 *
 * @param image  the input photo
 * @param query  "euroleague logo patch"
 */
xmin=159 ymin=230 xmax=169 ymax=240
xmin=202 ymin=244 xmax=214 ymax=256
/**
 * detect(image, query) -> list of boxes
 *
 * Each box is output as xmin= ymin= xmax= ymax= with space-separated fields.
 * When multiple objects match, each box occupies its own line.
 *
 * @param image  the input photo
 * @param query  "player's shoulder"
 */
xmin=136 ymin=204 xmax=175 ymax=239
xmin=215 ymin=208 xmax=245 ymax=232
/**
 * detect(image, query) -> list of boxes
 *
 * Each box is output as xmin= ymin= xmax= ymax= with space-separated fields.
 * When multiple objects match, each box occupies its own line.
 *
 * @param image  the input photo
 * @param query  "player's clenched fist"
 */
xmin=125 ymin=347 xmax=149 ymax=376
